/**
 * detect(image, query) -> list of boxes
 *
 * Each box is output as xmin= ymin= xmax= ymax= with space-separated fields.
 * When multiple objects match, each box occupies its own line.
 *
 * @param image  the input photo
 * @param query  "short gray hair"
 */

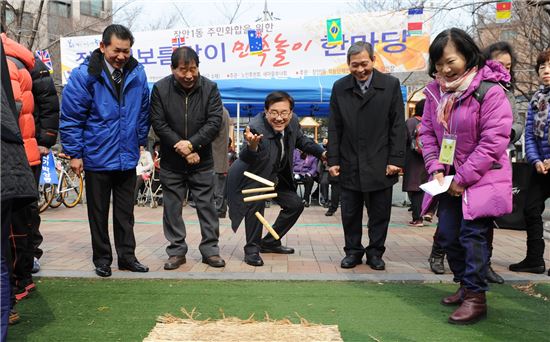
xmin=347 ymin=41 xmax=374 ymax=64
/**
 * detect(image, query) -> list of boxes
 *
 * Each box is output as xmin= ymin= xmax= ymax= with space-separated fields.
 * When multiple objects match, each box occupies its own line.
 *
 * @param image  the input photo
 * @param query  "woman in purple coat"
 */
xmin=293 ymin=149 xmax=319 ymax=206
xmin=420 ymin=28 xmax=513 ymax=325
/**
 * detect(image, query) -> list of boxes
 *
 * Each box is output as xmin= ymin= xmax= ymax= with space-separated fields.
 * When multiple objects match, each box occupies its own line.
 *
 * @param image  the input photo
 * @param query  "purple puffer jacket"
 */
xmin=293 ymin=149 xmax=319 ymax=177
xmin=420 ymin=60 xmax=513 ymax=220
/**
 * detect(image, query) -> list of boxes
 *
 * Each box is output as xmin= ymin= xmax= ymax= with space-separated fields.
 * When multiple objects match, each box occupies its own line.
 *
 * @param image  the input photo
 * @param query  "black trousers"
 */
xmin=340 ymin=186 xmax=393 ymax=258
xmin=85 ymin=170 xmax=137 ymax=266
xmin=522 ymin=169 xmax=549 ymax=260
xmin=408 ymin=191 xmax=424 ymax=221
xmin=244 ymin=179 xmax=304 ymax=255
xmin=9 ymin=165 xmax=41 ymax=289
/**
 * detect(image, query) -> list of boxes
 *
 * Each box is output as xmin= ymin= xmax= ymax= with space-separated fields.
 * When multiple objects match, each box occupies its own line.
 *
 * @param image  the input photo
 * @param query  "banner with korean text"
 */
xmin=60 ymin=10 xmax=430 ymax=85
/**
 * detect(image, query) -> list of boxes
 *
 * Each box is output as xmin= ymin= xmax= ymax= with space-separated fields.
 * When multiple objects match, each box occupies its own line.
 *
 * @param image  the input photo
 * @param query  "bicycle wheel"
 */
xmin=62 ymin=169 xmax=83 ymax=207
xmin=38 ymin=184 xmax=54 ymax=213
xmin=48 ymin=183 xmax=63 ymax=208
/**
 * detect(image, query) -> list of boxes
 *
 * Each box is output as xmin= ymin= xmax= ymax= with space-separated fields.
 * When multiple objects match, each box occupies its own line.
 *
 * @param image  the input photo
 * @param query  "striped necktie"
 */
xmin=112 ymin=69 xmax=122 ymax=84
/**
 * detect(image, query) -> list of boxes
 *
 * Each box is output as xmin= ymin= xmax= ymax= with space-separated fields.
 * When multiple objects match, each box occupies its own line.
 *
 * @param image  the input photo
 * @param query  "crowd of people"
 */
xmin=2 ymin=22 xmax=550 ymax=336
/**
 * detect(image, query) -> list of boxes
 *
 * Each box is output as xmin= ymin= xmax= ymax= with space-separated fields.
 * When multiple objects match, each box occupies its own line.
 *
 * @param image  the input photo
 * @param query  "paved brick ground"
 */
xmin=35 ymin=202 xmax=550 ymax=283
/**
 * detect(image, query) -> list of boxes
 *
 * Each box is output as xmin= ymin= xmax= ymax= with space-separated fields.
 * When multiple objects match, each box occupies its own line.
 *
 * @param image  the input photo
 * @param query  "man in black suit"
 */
xmin=151 ymin=46 xmax=225 ymax=270
xmin=227 ymin=91 xmax=325 ymax=266
xmin=328 ymin=41 xmax=406 ymax=270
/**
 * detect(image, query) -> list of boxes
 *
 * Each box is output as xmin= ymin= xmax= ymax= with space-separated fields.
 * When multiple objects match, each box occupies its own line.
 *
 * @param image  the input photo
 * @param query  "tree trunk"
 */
xmin=15 ymin=0 xmax=25 ymax=42
xmin=28 ymin=0 xmax=44 ymax=50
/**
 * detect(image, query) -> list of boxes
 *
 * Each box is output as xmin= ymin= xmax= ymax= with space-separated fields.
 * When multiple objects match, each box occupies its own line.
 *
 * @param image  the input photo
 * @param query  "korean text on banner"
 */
xmin=60 ymin=11 xmax=431 ymax=84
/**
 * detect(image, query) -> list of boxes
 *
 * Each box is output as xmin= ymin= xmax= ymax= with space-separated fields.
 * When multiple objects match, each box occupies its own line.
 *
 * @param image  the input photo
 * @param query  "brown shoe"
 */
xmin=164 ymin=255 xmax=186 ymax=270
xmin=441 ymin=285 xmax=464 ymax=306
xmin=202 ymin=255 xmax=226 ymax=268
xmin=448 ymin=290 xmax=487 ymax=325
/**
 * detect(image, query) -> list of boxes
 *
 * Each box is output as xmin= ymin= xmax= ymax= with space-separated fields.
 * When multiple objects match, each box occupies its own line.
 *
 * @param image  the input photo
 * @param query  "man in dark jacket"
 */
xmin=227 ymin=91 xmax=325 ymax=266
xmin=328 ymin=41 xmax=406 ymax=270
xmin=28 ymin=57 xmax=60 ymax=273
xmin=1 ymin=39 xmax=37 ymax=338
xmin=151 ymin=46 xmax=225 ymax=270
xmin=61 ymin=24 xmax=150 ymax=277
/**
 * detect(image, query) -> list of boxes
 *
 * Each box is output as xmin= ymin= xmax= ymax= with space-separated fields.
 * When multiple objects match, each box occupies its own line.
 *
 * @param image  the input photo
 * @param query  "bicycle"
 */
xmin=39 ymin=152 xmax=84 ymax=210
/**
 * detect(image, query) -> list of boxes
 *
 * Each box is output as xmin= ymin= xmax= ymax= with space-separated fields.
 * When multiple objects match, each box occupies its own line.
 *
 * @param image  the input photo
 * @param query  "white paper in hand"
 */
xmin=419 ymin=176 xmax=454 ymax=196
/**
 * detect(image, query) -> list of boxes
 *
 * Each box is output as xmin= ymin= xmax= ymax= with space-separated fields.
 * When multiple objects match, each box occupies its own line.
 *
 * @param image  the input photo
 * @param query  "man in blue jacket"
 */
xmin=60 ymin=24 xmax=150 ymax=277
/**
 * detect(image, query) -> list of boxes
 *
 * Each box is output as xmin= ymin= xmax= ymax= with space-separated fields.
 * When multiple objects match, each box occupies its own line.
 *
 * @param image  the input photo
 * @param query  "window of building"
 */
xmin=80 ymin=0 xmax=103 ymax=17
xmin=49 ymin=0 xmax=72 ymax=18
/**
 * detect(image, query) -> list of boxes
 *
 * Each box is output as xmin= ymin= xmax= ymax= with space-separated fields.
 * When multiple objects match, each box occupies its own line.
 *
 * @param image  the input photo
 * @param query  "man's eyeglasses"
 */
xmin=266 ymin=110 xmax=291 ymax=119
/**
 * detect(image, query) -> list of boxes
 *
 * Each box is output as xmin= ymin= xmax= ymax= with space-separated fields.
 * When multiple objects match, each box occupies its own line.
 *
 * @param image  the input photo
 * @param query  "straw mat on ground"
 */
xmin=144 ymin=308 xmax=342 ymax=341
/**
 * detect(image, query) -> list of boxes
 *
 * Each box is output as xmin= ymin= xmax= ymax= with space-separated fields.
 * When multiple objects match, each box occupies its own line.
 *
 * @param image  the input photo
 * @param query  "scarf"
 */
xmin=531 ymin=85 xmax=550 ymax=141
xmin=435 ymin=67 xmax=478 ymax=131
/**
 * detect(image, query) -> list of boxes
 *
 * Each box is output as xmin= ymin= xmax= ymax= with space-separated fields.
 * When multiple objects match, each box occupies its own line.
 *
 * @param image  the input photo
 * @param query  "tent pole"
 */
xmin=236 ymin=102 xmax=241 ymax=154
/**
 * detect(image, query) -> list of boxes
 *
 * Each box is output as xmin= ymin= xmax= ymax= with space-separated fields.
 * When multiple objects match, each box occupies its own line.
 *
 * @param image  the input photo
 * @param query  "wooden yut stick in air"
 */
xmin=243 ymin=171 xmax=275 ymax=187
xmin=243 ymin=193 xmax=277 ymax=202
xmin=241 ymin=186 xmax=275 ymax=194
xmin=254 ymin=211 xmax=280 ymax=240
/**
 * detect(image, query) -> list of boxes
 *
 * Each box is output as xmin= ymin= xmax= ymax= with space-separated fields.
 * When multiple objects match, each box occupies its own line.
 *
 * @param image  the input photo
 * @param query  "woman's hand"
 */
xmin=448 ymin=180 xmax=465 ymax=197
xmin=433 ymin=171 xmax=445 ymax=186
xmin=535 ymin=161 xmax=548 ymax=175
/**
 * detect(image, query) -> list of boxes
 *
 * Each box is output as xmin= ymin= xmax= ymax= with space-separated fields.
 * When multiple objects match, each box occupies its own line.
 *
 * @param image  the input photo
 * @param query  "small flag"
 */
xmin=35 ymin=49 xmax=53 ymax=74
xmin=408 ymin=8 xmax=423 ymax=16
xmin=39 ymin=152 xmax=59 ymax=185
xmin=248 ymin=29 xmax=263 ymax=55
xmin=496 ymin=0 xmax=512 ymax=22
xmin=407 ymin=8 xmax=424 ymax=36
xmin=326 ymin=18 xmax=343 ymax=47
xmin=171 ymin=36 xmax=186 ymax=50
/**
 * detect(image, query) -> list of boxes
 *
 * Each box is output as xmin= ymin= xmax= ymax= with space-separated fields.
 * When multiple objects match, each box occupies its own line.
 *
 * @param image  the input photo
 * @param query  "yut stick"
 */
xmin=242 ymin=186 xmax=275 ymax=194
xmin=243 ymin=171 xmax=275 ymax=187
xmin=243 ymin=193 xmax=277 ymax=202
xmin=254 ymin=212 xmax=280 ymax=240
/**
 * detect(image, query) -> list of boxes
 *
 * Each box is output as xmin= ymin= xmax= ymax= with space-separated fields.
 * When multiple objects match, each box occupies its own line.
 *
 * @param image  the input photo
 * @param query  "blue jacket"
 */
xmin=525 ymin=99 xmax=550 ymax=165
xmin=60 ymin=49 xmax=150 ymax=171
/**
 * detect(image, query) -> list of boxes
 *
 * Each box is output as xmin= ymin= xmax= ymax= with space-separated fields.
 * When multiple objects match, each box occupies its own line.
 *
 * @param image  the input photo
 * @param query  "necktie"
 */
xmin=275 ymin=133 xmax=283 ymax=164
xmin=360 ymin=81 xmax=367 ymax=94
xmin=112 ymin=69 xmax=122 ymax=84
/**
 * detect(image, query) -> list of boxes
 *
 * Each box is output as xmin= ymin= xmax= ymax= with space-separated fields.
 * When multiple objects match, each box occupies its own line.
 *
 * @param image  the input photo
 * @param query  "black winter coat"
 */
xmin=151 ymin=74 xmax=222 ymax=173
xmin=1 ymin=42 xmax=37 ymax=205
xmin=402 ymin=116 xmax=428 ymax=192
xmin=227 ymin=113 xmax=324 ymax=232
xmin=328 ymin=70 xmax=406 ymax=192
xmin=31 ymin=58 xmax=59 ymax=148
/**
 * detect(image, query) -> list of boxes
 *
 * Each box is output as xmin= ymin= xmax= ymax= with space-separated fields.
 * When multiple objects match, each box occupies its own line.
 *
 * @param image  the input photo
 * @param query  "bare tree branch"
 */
xmin=28 ymin=0 xmax=44 ymax=49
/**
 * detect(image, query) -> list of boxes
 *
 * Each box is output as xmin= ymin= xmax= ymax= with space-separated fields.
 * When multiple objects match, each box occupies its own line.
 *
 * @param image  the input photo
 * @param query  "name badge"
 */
xmin=439 ymin=134 xmax=457 ymax=165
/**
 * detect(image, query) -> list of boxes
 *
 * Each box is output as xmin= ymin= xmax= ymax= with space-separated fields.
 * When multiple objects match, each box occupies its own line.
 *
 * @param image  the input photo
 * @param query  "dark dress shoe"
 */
xmin=118 ymin=260 xmax=149 ymax=272
xmin=508 ymin=258 xmax=546 ymax=274
xmin=202 ymin=255 xmax=226 ymax=268
xmin=325 ymin=210 xmax=335 ymax=216
xmin=95 ymin=265 xmax=112 ymax=277
xmin=244 ymin=254 xmax=264 ymax=266
xmin=485 ymin=265 xmax=504 ymax=284
xmin=340 ymin=255 xmax=363 ymax=269
xmin=260 ymin=244 xmax=295 ymax=254
xmin=164 ymin=255 xmax=186 ymax=270
xmin=366 ymin=255 xmax=385 ymax=270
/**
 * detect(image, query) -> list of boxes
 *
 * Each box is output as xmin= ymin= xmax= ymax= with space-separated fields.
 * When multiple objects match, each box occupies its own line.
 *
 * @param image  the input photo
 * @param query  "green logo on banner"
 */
xmin=326 ymin=18 xmax=342 ymax=46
